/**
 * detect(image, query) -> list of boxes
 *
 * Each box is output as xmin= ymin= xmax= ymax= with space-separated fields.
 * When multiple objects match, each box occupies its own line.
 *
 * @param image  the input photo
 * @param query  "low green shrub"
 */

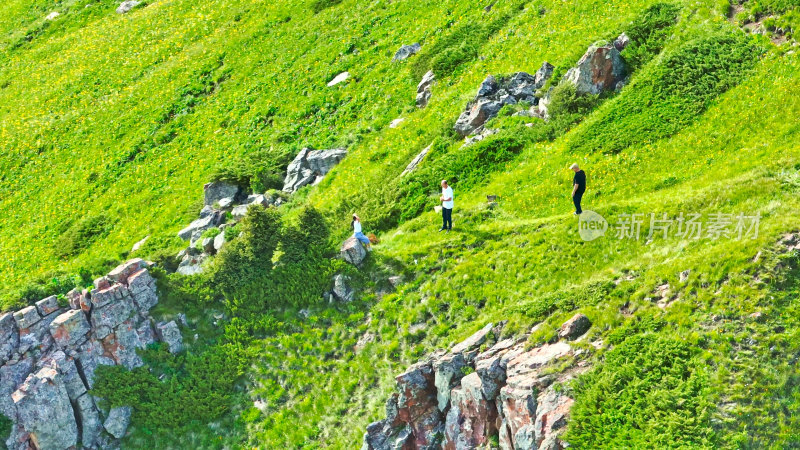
xmin=622 ymin=3 xmax=682 ymax=70
xmin=57 ymin=213 xmax=115 ymax=258
xmin=310 ymin=0 xmax=343 ymax=14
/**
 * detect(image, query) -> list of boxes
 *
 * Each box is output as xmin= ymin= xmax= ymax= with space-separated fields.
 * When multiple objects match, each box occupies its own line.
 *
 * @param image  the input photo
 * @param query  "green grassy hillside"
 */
xmin=1 ymin=0 xmax=800 ymax=447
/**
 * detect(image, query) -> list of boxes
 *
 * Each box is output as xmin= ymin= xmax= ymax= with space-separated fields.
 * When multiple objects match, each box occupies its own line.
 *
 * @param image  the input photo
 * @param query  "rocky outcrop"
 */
xmin=283 ymin=147 xmax=348 ymax=193
xmin=454 ymin=63 xmax=554 ymax=137
xmin=393 ymin=43 xmax=421 ymax=61
xmin=1 ymin=260 xmax=182 ymax=450
xmin=416 ymin=71 xmax=435 ymax=108
xmin=362 ymin=316 xmax=592 ymax=450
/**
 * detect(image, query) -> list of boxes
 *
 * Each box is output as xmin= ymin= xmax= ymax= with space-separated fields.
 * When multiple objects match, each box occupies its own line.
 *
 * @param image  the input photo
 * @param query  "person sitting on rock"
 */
xmin=352 ymin=214 xmax=372 ymax=252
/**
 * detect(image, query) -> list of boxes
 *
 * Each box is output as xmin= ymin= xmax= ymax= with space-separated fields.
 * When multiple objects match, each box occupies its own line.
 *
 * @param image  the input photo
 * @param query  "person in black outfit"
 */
xmin=571 ymin=163 xmax=586 ymax=215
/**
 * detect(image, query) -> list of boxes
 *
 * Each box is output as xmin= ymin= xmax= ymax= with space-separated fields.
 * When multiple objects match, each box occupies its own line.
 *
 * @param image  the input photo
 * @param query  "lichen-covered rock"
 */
xmin=13 ymin=307 xmax=40 ymax=330
xmin=563 ymin=42 xmax=627 ymax=95
xmin=340 ymin=236 xmax=368 ymax=266
xmin=75 ymin=339 xmax=116 ymax=388
xmin=103 ymin=405 xmax=132 ymax=439
xmin=203 ymin=181 xmax=240 ymax=206
xmin=128 ymin=269 xmax=158 ymax=311
xmin=107 ymin=258 xmax=150 ymax=284
xmin=434 ymin=352 xmax=468 ymax=411
xmin=49 ymin=309 xmax=90 ymax=349
xmin=177 ymin=212 xmax=223 ymax=240
xmin=91 ymin=293 xmax=136 ymax=337
xmin=103 ymin=320 xmax=145 ymax=369
xmin=0 ymin=358 xmax=34 ymax=419
xmin=18 ymin=313 xmax=57 ymax=355
xmin=35 ymin=296 xmax=59 ymax=317
xmin=533 ymin=386 xmax=573 ymax=448
xmin=395 ymin=360 xmax=443 ymax=447
xmin=156 ymin=321 xmax=183 ymax=354
xmin=12 ymin=367 xmax=78 ymax=449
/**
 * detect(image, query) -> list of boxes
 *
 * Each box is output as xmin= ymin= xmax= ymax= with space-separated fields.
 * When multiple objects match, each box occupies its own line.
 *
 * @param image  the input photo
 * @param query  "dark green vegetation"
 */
xmin=1 ymin=0 xmax=799 ymax=447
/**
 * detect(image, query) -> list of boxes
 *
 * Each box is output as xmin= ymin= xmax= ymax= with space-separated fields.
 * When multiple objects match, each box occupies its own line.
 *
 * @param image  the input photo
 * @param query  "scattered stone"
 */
xmin=749 ymin=311 xmax=765 ymax=322
xmin=462 ymin=127 xmax=497 ymax=147
xmin=115 ymin=0 xmax=140 ymax=14
xmin=401 ymin=144 xmax=431 ymax=176
xmin=332 ymin=274 xmax=354 ymax=302
xmin=340 ymin=236 xmax=368 ymax=266
xmin=388 ymin=275 xmax=403 ymax=288
xmin=298 ymin=309 xmax=311 ymax=319
xmin=389 ymin=117 xmax=405 ymax=128
xmin=203 ymin=181 xmax=240 ymax=206
xmin=45 ymin=11 xmax=60 ymax=20
xmin=416 ymin=70 xmax=435 ymax=108
xmin=218 ymin=197 xmax=235 ymax=209
xmin=327 ymin=71 xmax=350 ymax=87
xmin=355 ymin=332 xmax=376 ymax=352
xmin=393 ymin=43 xmax=421 ymax=61
xmin=156 ymin=321 xmax=184 ymax=354
xmin=177 ymin=212 xmax=223 ymax=240
xmin=454 ymin=99 xmax=503 ymax=137
xmin=558 ymin=313 xmax=591 ymax=340
xmin=614 ymin=32 xmax=630 ymax=51
xmin=563 ymin=42 xmax=627 ymax=95
xmin=283 ymin=147 xmax=348 ymax=193
xmin=130 ymin=235 xmax=149 ymax=253
xmin=213 ymin=232 xmax=226 ymax=252
xmin=177 ymin=253 xmax=207 ymax=275
xmin=451 ymin=322 xmax=494 ymax=355
xmin=202 ymin=237 xmax=216 ymax=255
xmin=103 ymin=406 xmax=132 ymax=439
xmin=679 ymin=269 xmax=691 ymax=283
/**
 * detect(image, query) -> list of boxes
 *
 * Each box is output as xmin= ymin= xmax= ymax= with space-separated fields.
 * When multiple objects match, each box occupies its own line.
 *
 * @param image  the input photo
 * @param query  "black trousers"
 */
xmin=573 ymin=189 xmax=584 ymax=214
xmin=442 ymin=207 xmax=452 ymax=230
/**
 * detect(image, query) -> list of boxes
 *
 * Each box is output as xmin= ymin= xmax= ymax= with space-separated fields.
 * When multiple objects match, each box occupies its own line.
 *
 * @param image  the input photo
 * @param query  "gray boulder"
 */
xmin=283 ymin=148 xmax=347 ymax=193
xmin=35 ymin=296 xmax=59 ymax=317
xmin=203 ymin=181 xmax=240 ymax=206
xmin=558 ymin=313 xmax=591 ymax=340
xmin=103 ymin=406 xmax=132 ymax=439
xmin=340 ymin=236 xmax=368 ymax=267
xmin=177 ymin=253 xmax=207 ymax=276
xmin=49 ymin=309 xmax=90 ymax=349
xmin=506 ymin=72 xmax=538 ymax=101
xmin=218 ymin=197 xmax=235 ymax=210
xmin=213 ymin=232 xmax=226 ymax=252
xmin=614 ymin=32 xmax=630 ymax=51
xmin=13 ymin=306 xmax=40 ymax=330
xmin=454 ymin=99 xmax=503 ymax=137
xmin=156 ymin=321 xmax=184 ymax=353
xmin=177 ymin=212 xmax=223 ymax=240
xmin=115 ymin=0 xmax=140 ymax=14
xmin=392 ymin=43 xmax=421 ymax=61
xmin=563 ymin=42 xmax=627 ymax=95
xmin=12 ymin=367 xmax=78 ymax=449
xmin=416 ymin=70 xmax=435 ymax=108
xmin=332 ymin=274 xmax=354 ymax=302
xmin=231 ymin=203 xmax=252 ymax=219
xmin=534 ymin=61 xmax=555 ymax=87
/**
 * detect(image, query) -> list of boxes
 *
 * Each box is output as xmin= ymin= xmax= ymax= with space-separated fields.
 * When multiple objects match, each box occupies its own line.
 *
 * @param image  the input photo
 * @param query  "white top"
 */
xmin=442 ymin=186 xmax=454 ymax=209
xmin=353 ymin=220 xmax=362 ymax=233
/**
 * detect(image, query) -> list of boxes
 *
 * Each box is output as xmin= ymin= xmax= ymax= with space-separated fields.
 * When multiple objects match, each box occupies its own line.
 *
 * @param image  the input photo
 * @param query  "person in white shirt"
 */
xmin=440 ymin=180 xmax=454 ymax=232
xmin=352 ymin=214 xmax=372 ymax=251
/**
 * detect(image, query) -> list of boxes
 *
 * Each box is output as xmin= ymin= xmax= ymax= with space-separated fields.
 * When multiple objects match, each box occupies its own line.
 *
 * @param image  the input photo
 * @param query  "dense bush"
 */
xmin=622 ymin=3 xmax=682 ymax=70
xmin=569 ymin=29 xmax=763 ymax=154
xmin=566 ymin=334 xmax=714 ymax=447
xmin=57 ymin=213 xmax=115 ymax=258
xmin=210 ymin=147 xmax=294 ymax=193
xmin=310 ymin=0 xmax=343 ymax=13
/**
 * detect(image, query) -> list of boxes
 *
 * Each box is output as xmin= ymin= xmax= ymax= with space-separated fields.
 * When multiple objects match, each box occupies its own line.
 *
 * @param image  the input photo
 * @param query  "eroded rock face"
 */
xmin=1 ymin=260 xmax=181 ymax=450
xmin=363 ymin=316 xmax=589 ymax=450
xmin=283 ymin=148 xmax=347 ymax=193
xmin=417 ymin=71 xmax=435 ymax=108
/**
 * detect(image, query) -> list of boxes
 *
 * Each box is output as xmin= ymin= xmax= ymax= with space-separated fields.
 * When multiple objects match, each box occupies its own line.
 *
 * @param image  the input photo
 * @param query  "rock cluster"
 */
xmin=282 ymin=147 xmax=348 ymax=193
xmin=454 ymin=62 xmax=554 ymax=137
xmin=362 ymin=314 xmax=592 ymax=450
xmin=175 ymin=181 xmax=284 ymax=274
xmin=1 ymin=259 xmax=182 ymax=450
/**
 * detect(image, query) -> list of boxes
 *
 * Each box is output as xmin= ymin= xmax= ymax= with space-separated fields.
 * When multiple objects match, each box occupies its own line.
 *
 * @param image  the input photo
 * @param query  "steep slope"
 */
xmin=0 ymin=0 xmax=799 ymax=448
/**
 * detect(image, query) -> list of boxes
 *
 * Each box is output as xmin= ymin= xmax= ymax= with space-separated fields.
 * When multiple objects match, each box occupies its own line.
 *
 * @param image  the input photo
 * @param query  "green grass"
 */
xmin=1 ymin=0 xmax=800 ymax=447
